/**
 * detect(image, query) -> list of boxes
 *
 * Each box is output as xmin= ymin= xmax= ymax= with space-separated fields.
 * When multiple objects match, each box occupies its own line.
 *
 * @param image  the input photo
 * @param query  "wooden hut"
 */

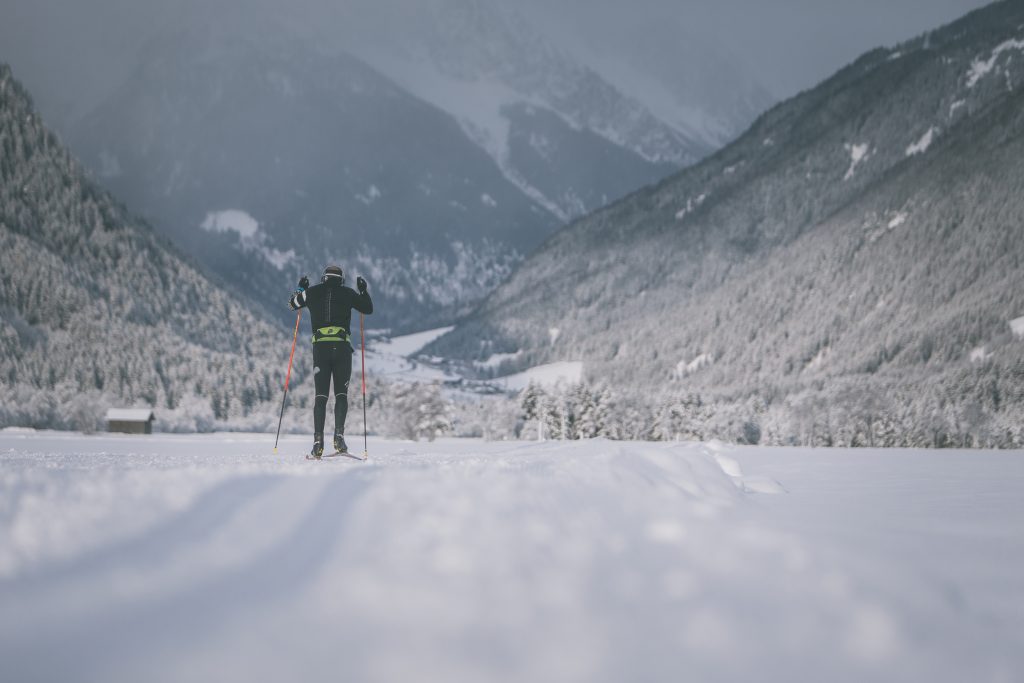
xmin=106 ymin=408 xmax=155 ymax=435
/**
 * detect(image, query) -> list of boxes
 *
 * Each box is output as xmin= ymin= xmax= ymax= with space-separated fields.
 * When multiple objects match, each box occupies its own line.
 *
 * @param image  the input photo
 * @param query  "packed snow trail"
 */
xmin=0 ymin=432 xmax=1021 ymax=683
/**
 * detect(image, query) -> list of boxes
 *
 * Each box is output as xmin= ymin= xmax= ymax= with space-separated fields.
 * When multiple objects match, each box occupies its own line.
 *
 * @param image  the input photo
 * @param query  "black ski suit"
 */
xmin=289 ymin=279 xmax=373 ymax=436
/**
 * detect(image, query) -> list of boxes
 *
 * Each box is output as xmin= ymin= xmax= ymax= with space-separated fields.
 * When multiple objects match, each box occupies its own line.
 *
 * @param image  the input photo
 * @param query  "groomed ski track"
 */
xmin=1 ymin=431 xmax=1021 ymax=683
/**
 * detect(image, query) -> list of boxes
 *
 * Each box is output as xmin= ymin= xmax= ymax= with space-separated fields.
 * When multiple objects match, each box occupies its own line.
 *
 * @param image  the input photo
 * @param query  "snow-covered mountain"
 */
xmin=0 ymin=63 xmax=291 ymax=431
xmin=43 ymin=0 xmax=771 ymax=330
xmin=340 ymin=0 xmax=712 ymax=220
xmin=69 ymin=30 xmax=568 ymax=329
xmin=430 ymin=1 xmax=1024 ymax=447
xmin=519 ymin=4 xmax=775 ymax=150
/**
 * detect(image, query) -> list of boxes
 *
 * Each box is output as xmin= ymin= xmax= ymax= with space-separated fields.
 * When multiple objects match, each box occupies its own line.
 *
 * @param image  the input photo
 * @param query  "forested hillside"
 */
xmin=0 ymin=64 xmax=291 ymax=431
xmin=432 ymin=1 xmax=1024 ymax=447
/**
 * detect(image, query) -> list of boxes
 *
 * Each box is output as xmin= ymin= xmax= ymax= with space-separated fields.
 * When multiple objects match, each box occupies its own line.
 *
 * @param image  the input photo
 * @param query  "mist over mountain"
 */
xmin=431 ymin=1 xmax=1024 ymax=447
xmin=336 ymin=0 xmax=728 ymax=166
xmin=70 ymin=29 xmax=567 ymax=329
xmin=518 ymin=5 xmax=773 ymax=147
xmin=1 ymin=0 xmax=778 ymax=330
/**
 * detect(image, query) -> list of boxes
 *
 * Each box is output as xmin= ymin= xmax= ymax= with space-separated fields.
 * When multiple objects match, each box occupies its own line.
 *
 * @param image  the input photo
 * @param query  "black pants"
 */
xmin=312 ymin=341 xmax=353 ymax=436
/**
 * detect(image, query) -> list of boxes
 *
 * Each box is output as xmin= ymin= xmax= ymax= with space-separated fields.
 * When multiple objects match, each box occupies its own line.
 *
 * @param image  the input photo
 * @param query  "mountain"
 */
xmin=519 ymin=4 xmax=775 ymax=151
xmin=42 ymin=0 xmax=772 ymax=331
xmin=0 ymin=63 xmax=291 ymax=432
xmin=341 ymin=0 xmax=708 ymax=220
xmin=68 ymin=29 xmax=569 ymax=330
xmin=430 ymin=1 xmax=1024 ymax=447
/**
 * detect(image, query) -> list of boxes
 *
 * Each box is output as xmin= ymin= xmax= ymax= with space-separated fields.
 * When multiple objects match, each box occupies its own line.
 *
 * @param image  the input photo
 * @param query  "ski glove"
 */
xmin=298 ymin=275 xmax=310 ymax=291
xmin=357 ymin=276 xmax=368 ymax=294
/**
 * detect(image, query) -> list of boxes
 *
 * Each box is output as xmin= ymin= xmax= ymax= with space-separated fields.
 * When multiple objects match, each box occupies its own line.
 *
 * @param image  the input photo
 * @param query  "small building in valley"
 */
xmin=106 ymin=408 xmax=155 ymax=435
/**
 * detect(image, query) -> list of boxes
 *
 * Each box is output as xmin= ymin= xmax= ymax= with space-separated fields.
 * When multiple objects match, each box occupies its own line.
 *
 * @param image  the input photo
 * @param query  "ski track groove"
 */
xmin=0 ymin=474 xmax=282 ymax=596
xmin=1 ymin=435 xmax=1022 ymax=682
xmin=0 ymin=469 xmax=371 ymax=683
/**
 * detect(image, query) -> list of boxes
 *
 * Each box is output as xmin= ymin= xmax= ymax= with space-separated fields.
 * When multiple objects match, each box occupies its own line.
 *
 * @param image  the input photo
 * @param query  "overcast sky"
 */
xmin=0 ymin=0 xmax=995 ymax=123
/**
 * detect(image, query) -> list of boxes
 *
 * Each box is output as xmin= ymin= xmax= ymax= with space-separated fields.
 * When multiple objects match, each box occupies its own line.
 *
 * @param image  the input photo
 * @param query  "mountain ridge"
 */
xmin=429 ymin=0 xmax=1024 ymax=446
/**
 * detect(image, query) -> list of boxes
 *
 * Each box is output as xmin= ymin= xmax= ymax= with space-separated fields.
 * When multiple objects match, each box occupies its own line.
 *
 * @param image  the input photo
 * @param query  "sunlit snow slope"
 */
xmin=1 ymin=431 xmax=1021 ymax=682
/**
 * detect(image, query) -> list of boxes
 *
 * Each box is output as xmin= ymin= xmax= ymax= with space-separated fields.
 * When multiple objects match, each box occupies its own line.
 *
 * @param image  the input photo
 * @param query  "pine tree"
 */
xmin=542 ymin=393 xmax=562 ymax=440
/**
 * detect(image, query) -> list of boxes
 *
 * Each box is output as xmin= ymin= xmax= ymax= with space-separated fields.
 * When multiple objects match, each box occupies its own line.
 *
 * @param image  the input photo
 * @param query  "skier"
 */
xmin=288 ymin=265 xmax=373 ymax=458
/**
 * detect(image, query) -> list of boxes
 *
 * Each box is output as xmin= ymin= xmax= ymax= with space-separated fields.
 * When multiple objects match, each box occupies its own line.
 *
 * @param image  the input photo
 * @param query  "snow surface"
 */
xmin=199 ymin=209 xmax=294 ymax=270
xmin=105 ymin=408 xmax=155 ymax=422
xmin=675 ymin=193 xmax=709 ymax=222
xmin=351 ymin=50 xmax=574 ymax=220
xmin=888 ymin=212 xmax=908 ymax=229
xmin=674 ymin=353 xmax=713 ymax=378
xmin=363 ymin=328 xmax=581 ymax=393
xmin=805 ymin=346 xmax=830 ymax=371
xmin=906 ymin=127 xmax=938 ymax=157
xmin=1010 ymin=315 xmax=1024 ymax=338
xmin=843 ymin=143 xmax=870 ymax=181
xmin=200 ymin=210 xmax=259 ymax=238
xmin=371 ymin=326 xmax=453 ymax=359
xmin=969 ymin=346 xmax=991 ymax=362
xmin=365 ymin=327 xmax=458 ymax=384
xmin=475 ymin=350 xmax=523 ymax=370
xmin=494 ymin=361 xmax=584 ymax=391
xmin=967 ymin=38 xmax=1024 ymax=88
xmin=1 ymin=431 xmax=1022 ymax=682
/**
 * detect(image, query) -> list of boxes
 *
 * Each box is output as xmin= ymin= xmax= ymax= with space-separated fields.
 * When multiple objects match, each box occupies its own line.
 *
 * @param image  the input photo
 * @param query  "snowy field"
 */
xmin=364 ymin=326 xmax=458 ymax=384
xmin=1 ymin=431 xmax=1022 ymax=683
xmin=366 ymin=325 xmax=584 ymax=391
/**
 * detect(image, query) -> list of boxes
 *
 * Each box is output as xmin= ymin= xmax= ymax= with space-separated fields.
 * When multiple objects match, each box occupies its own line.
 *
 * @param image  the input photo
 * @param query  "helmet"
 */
xmin=322 ymin=265 xmax=344 ymax=284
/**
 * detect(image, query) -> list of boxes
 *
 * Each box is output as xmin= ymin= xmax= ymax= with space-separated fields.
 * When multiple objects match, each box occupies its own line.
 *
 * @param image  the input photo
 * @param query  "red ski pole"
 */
xmin=360 ymin=312 xmax=369 ymax=460
xmin=274 ymin=309 xmax=302 ymax=454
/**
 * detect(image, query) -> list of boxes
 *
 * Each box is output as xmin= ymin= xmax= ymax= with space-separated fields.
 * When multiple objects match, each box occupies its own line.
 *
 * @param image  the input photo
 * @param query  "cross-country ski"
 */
xmin=306 ymin=450 xmax=367 ymax=461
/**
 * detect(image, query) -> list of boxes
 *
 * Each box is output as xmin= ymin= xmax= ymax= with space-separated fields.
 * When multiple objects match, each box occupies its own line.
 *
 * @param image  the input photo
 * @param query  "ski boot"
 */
xmin=310 ymin=433 xmax=325 ymax=460
xmin=333 ymin=432 xmax=348 ymax=455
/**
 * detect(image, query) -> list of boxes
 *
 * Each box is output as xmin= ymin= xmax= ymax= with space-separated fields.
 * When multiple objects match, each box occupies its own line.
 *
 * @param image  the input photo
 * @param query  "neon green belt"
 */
xmin=312 ymin=326 xmax=351 ymax=344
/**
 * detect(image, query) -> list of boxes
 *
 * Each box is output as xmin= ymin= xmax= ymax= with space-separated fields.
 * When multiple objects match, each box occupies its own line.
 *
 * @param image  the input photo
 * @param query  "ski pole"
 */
xmin=273 ymin=309 xmax=303 ymax=454
xmin=360 ymin=311 xmax=368 ymax=460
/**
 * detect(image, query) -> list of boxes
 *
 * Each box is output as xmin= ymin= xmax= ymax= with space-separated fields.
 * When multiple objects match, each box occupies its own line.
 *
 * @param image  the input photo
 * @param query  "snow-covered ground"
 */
xmin=370 ymin=326 xmax=454 ymax=359
xmin=366 ymin=327 xmax=583 ymax=391
xmin=1 ymin=431 xmax=1022 ymax=683
xmin=491 ymin=360 xmax=585 ymax=391
xmin=365 ymin=326 xmax=458 ymax=384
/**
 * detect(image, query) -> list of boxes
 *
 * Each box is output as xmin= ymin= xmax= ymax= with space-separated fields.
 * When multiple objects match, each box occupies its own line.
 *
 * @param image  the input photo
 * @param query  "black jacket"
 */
xmin=289 ymin=280 xmax=373 ymax=338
